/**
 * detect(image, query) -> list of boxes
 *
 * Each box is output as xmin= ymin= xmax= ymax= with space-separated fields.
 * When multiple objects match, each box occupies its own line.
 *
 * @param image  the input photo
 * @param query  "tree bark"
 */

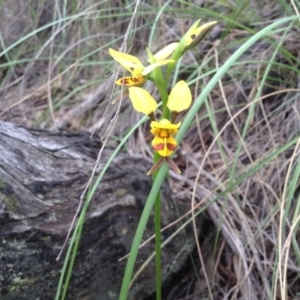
xmin=0 ymin=121 xmax=194 ymax=300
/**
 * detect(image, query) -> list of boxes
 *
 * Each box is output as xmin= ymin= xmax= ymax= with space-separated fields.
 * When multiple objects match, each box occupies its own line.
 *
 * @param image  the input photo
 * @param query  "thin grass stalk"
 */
xmin=228 ymin=23 xmax=292 ymax=195
xmin=61 ymin=204 xmax=87 ymax=300
xmin=290 ymin=160 xmax=300 ymax=266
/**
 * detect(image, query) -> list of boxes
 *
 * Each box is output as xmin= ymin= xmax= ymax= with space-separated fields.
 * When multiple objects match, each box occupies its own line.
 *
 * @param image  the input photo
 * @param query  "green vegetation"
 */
xmin=1 ymin=0 xmax=300 ymax=299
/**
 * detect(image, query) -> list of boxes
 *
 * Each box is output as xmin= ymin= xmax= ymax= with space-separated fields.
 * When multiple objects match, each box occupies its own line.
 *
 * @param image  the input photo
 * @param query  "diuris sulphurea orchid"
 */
xmin=109 ymin=18 xmax=218 ymax=300
xmin=128 ymin=80 xmax=192 ymax=175
xmin=109 ymin=43 xmax=177 ymax=87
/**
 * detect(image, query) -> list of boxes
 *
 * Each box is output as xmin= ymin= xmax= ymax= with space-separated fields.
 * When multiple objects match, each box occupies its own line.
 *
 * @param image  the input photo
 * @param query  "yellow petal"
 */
xmin=167 ymin=81 xmax=192 ymax=112
xmin=116 ymin=76 xmax=146 ymax=87
xmin=128 ymin=87 xmax=158 ymax=115
xmin=152 ymin=43 xmax=179 ymax=62
xmin=150 ymin=119 xmax=181 ymax=130
xmin=152 ymin=135 xmax=177 ymax=157
xmin=185 ymin=21 xmax=217 ymax=51
xmin=142 ymin=60 xmax=174 ymax=76
xmin=109 ymin=48 xmax=144 ymax=75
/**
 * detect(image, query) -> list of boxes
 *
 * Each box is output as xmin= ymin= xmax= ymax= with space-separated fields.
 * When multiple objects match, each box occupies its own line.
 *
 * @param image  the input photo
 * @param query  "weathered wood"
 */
xmin=0 ymin=121 xmax=195 ymax=300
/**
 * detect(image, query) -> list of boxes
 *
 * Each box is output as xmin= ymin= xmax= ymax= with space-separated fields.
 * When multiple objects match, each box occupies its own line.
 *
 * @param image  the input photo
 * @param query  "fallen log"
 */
xmin=0 ymin=121 xmax=195 ymax=300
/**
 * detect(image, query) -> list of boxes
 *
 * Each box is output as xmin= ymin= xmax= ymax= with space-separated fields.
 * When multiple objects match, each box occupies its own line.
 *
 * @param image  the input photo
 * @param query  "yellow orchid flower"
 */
xmin=109 ymin=47 xmax=174 ymax=87
xmin=150 ymin=119 xmax=180 ymax=157
xmin=148 ymin=118 xmax=182 ymax=174
xmin=184 ymin=20 xmax=217 ymax=51
xmin=128 ymin=80 xmax=192 ymax=174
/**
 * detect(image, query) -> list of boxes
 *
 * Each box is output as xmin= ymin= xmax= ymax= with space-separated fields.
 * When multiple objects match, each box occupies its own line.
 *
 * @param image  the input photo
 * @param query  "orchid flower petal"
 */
xmin=165 ymin=157 xmax=181 ymax=173
xmin=152 ymin=42 xmax=179 ymax=62
xmin=152 ymin=135 xmax=177 ymax=157
xmin=150 ymin=119 xmax=181 ymax=130
xmin=167 ymin=80 xmax=192 ymax=112
xmin=146 ymin=157 xmax=165 ymax=175
xmin=116 ymin=76 xmax=146 ymax=87
xmin=109 ymin=48 xmax=144 ymax=75
xmin=142 ymin=60 xmax=174 ymax=75
xmin=128 ymin=87 xmax=158 ymax=115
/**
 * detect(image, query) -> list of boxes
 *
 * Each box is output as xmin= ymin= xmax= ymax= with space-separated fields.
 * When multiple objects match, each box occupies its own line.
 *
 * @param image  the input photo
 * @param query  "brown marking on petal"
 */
xmin=153 ymin=143 xmax=165 ymax=151
xmin=167 ymin=143 xmax=176 ymax=151
xmin=121 ymin=78 xmax=129 ymax=84
xmin=191 ymin=34 xmax=196 ymax=40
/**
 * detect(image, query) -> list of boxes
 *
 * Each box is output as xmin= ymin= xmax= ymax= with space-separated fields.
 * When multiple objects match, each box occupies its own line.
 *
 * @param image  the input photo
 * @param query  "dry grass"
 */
xmin=1 ymin=0 xmax=300 ymax=299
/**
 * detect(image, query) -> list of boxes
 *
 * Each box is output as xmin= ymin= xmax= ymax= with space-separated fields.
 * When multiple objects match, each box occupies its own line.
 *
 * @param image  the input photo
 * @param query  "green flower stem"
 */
xmin=154 ymin=191 xmax=162 ymax=300
xmin=148 ymin=22 xmax=187 ymax=298
xmin=151 ymin=66 xmax=178 ymax=300
xmin=148 ymin=49 xmax=169 ymax=300
xmin=151 ymin=150 xmax=162 ymax=300
xmin=158 ymin=84 xmax=170 ymax=120
xmin=148 ymin=50 xmax=169 ymax=119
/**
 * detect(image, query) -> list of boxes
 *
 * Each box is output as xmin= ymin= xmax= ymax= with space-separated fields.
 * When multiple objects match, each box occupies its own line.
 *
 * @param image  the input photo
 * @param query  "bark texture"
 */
xmin=0 ymin=121 xmax=194 ymax=300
